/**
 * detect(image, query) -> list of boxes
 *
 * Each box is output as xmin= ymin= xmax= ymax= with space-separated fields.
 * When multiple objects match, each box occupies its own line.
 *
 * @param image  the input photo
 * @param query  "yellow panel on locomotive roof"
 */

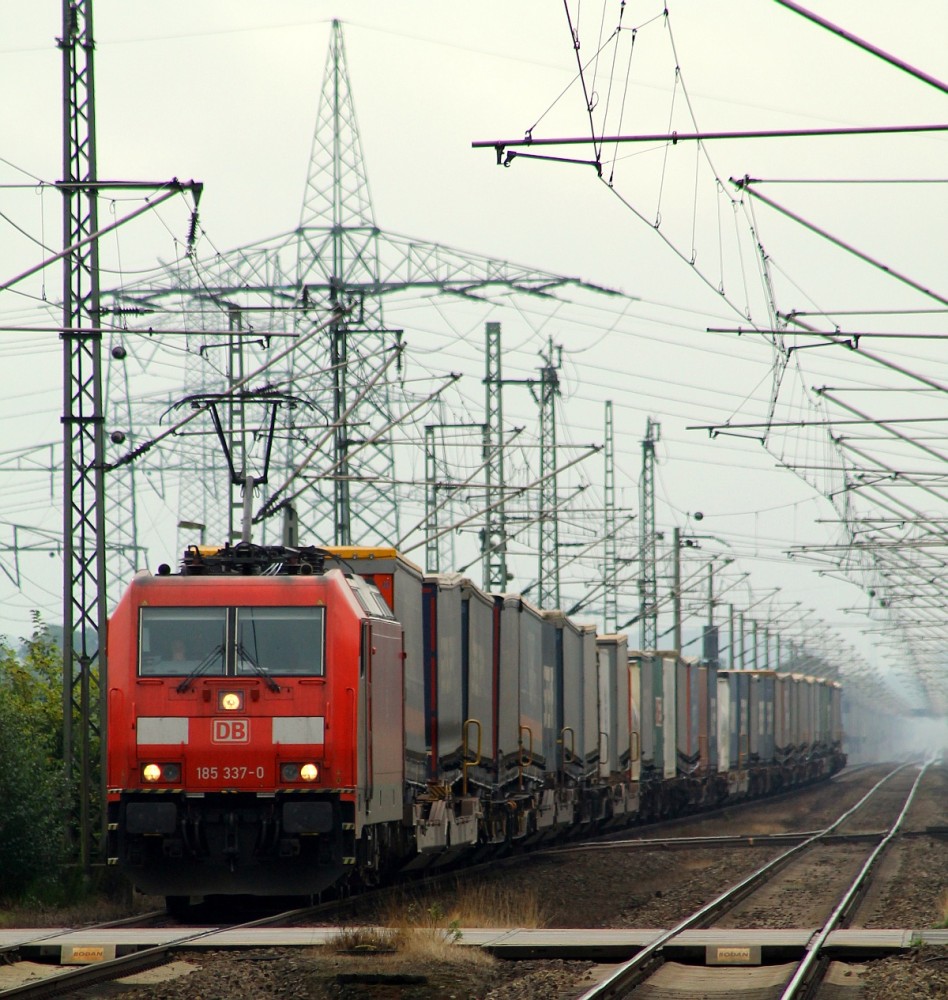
xmin=323 ymin=546 xmax=425 ymax=575
xmin=189 ymin=544 xmax=227 ymax=557
xmin=324 ymin=545 xmax=398 ymax=560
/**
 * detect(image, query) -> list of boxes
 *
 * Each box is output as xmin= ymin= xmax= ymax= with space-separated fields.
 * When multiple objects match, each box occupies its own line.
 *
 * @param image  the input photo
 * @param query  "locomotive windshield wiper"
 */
xmin=237 ymin=642 xmax=281 ymax=692
xmin=175 ymin=643 xmax=225 ymax=693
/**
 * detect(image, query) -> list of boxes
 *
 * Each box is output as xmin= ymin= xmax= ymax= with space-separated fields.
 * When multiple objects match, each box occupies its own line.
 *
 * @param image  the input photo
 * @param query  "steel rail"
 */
xmin=0 ymin=930 xmax=211 ymax=999
xmin=0 ymin=902 xmax=320 ymax=999
xmin=574 ymin=762 xmax=911 ymax=1000
xmin=0 ymin=910 xmax=167 ymax=962
xmin=778 ymin=760 xmax=932 ymax=999
xmin=548 ymin=830 xmax=884 ymax=852
xmin=536 ymin=762 xmax=884 ymax=856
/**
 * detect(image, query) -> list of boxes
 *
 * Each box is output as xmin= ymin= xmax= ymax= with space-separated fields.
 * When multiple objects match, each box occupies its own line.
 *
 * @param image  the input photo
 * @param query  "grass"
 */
xmin=329 ymin=880 xmax=545 ymax=963
xmin=449 ymin=880 xmax=546 ymax=929
xmin=377 ymin=879 xmax=546 ymax=932
xmin=0 ymin=894 xmax=158 ymax=929
xmin=0 ymin=884 xmax=163 ymax=929
xmin=332 ymin=925 xmax=401 ymax=953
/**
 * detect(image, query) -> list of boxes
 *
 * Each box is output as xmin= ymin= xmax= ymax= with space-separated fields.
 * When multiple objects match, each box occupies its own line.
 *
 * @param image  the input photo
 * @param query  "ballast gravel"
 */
xmin=45 ymin=765 xmax=948 ymax=998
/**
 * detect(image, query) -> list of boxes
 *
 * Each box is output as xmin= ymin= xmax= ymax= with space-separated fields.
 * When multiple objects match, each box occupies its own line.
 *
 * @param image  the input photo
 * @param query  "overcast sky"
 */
xmin=0 ymin=2 xmax=946 ymax=713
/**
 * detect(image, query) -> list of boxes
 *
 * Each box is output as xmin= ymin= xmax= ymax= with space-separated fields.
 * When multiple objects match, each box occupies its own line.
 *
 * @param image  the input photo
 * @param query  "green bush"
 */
xmin=0 ymin=614 xmax=69 ymax=901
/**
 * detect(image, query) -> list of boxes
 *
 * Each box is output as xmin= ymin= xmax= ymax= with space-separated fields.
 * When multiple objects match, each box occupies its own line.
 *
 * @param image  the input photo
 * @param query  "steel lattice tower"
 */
xmin=292 ymin=20 xmax=396 ymax=545
xmin=59 ymin=0 xmax=107 ymax=868
xmin=603 ymin=401 xmax=617 ymax=632
xmin=639 ymin=418 xmax=660 ymax=649
xmin=535 ymin=339 xmax=562 ymax=609
xmin=483 ymin=321 xmax=509 ymax=591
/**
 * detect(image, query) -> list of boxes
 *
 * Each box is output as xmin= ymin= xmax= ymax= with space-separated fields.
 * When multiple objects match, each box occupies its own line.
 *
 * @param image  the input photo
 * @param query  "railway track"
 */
xmin=0 ymin=845 xmax=532 ymax=1000
xmin=577 ymin=759 xmax=932 ymax=999
xmin=0 ymin=762 xmax=937 ymax=999
xmin=0 ymin=902 xmax=333 ymax=999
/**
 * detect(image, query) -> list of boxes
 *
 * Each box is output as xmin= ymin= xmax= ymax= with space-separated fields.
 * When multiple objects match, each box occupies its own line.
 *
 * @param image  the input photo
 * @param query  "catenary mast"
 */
xmin=639 ymin=418 xmax=660 ymax=650
xmin=60 ymin=0 xmax=107 ymax=868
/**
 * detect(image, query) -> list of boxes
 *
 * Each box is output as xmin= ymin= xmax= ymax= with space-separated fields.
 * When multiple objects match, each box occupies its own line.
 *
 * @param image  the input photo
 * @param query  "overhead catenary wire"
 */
xmin=772 ymin=0 xmax=948 ymax=96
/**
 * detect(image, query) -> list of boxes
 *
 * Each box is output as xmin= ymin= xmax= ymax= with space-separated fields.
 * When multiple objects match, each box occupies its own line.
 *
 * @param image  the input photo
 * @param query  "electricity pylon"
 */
xmin=104 ymin=20 xmax=611 ymax=558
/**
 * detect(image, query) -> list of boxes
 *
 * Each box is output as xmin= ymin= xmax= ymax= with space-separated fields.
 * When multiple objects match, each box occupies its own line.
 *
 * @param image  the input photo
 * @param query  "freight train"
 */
xmin=106 ymin=542 xmax=847 ymax=906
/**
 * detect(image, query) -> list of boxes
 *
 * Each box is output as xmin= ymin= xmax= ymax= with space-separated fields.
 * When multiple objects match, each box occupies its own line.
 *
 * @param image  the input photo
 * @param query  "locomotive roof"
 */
xmin=173 ymin=542 xmax=424 ymax=578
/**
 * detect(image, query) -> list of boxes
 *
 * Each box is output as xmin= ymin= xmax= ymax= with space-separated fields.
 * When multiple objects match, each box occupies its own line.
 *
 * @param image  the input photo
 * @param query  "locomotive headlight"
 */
xmin=280 ymin=762 xmax=320 ymax=783
xmin=218 ymin=690 xmax=244 ymax=711
xmin=140 ymin=762 xmax=182 ymax=783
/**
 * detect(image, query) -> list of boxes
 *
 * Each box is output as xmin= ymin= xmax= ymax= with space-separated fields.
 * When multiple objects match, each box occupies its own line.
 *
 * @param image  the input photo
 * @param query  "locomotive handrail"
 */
xmin=461 ymin=718 xmax=482 ymax=796
xmin=361 ymin=622 xmax=374 ymax=806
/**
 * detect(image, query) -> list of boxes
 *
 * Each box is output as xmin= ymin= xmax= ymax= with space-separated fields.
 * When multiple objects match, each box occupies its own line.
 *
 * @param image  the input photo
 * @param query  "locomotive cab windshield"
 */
xmin=139 ymin=605 xmax=326 ymax=678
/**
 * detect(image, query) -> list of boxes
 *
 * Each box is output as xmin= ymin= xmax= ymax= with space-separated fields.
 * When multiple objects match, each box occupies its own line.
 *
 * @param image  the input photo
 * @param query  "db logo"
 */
xmin=212 ymin=719 xmax=250 ymax=743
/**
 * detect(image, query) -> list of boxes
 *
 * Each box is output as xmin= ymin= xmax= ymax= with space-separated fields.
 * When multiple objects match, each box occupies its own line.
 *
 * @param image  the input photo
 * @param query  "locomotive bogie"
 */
xmin=108 ymin=790 xmax=350 ymax=896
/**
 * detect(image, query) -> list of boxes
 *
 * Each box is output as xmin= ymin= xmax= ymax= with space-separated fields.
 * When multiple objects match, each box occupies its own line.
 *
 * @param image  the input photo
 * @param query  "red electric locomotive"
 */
xmin=106 ymin=543 xmax=409 ymax=901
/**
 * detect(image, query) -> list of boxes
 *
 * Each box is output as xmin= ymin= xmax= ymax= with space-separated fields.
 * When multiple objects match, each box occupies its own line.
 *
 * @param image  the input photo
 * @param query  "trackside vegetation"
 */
xmin=0 ymin=613 xmax=70 ymax=902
